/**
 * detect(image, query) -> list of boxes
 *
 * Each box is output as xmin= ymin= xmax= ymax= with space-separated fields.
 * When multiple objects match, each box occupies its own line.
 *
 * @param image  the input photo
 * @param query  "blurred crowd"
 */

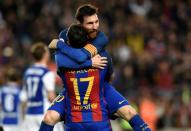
xmin=1 ymin=0 xmax=191 ymax=130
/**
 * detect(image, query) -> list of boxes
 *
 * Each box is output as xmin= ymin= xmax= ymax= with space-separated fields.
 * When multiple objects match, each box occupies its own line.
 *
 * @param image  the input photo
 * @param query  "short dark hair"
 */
xmin=67 ymin=24 xmax=88 ymax=48
xmin=31 ymin=42 xmax=47 ymax=61
xmin=75 ymin=4 xmax=98 ymax=23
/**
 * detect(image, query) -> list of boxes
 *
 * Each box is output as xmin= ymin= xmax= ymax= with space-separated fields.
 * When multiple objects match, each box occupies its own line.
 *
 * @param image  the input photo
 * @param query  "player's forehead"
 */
xmin=82 ymin=14 xmax=99 ymax=23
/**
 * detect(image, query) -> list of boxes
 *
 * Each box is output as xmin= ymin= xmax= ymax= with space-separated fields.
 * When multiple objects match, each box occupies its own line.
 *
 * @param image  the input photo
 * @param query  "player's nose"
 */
xmin=92 ymin=23 xmax=97 ymax=29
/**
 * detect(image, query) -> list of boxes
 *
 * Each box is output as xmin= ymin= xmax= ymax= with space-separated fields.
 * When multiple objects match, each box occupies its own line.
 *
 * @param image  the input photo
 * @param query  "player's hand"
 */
xmin=91 ymin=54 xmax=107 ymax=69
xmin=49 ymin=39 xmax=58 ymax=49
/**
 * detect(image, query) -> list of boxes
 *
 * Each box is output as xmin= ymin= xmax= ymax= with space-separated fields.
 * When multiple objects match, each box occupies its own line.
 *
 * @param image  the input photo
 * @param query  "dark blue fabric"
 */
xmin=55 ymin=49 xmax=92 ymax=68
xmin=58 ymin=29 xmax=108 ymax=61
xmin=39 ymin=121 xmax=54 ymax=131
xmin=129 ymin=115 xmax=151 ymax=131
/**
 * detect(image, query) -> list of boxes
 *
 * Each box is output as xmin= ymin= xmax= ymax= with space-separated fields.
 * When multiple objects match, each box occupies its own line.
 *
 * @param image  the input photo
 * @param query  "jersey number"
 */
xmin=26 ymin=77 xmax=40 ymax=98
xmin=4 ymin=94 xmax=14 ymax=112
xmin=70 ymin=77 xmax=94 ymax=105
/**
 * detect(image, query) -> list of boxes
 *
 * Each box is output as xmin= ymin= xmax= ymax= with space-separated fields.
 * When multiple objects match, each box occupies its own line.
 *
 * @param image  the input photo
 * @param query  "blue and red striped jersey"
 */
xmin=57 ymin=51 xmax=112 ymax=123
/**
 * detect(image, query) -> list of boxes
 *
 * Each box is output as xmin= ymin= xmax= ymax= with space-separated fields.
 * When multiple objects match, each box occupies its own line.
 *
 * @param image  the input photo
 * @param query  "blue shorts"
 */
xmin=65 ymin=120 xmax=112 ymax=131
xmin=104 ymin=82 xmax=129 ymax=114
xmin=48 ymin=83 xmax=129 ymax=119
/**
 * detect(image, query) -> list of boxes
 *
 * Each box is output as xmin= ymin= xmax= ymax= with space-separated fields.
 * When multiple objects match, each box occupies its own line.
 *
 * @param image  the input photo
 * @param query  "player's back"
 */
xmin=58 ymin=65 xmax=109 ymax=123
xmin=23 ymin=65 xmax=50 ymax=114
xmin=0 ymin=82 xmax=21 ymax=127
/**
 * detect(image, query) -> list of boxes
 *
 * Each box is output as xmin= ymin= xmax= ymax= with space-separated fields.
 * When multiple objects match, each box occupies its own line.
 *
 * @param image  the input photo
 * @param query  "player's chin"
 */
xmin=88 ymin=31 xmax=97 ymax=39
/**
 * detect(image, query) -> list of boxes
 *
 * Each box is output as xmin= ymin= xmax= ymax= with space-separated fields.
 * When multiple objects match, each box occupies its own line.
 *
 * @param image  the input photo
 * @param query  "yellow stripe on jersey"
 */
xmin=83 ymin=43 xmax=98 ymax=57
xmin=70 ymin=78 xmax=81 ymax=105
xmin=80 ymin=77 xmax=94 ymax=104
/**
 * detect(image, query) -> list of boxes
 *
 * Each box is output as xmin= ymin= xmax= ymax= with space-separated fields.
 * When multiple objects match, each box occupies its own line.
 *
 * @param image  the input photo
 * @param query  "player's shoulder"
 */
xmin=100 ymin=50 xmax=113 ymax=67
xmin=24 ymin=65 xmax=50 ymax=76
xmin=99 ymin=50 xmax=110 ymax=57
xmin=97 ymin=31 xmax=107 ymax=38
xmin=59 ymin=28 xmax=68 ymax=39
xmin=97 ymin=31 xmax=105 ymax=35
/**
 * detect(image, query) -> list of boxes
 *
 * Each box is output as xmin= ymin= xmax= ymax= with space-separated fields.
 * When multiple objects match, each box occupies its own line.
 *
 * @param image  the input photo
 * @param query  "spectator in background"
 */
xmin=112 ymin=63 xmax=137 ymax=97
xmin=129 ymin=0 xmax=152 ymax=17
xmin=139 ymin=87 xmax=158 ymax=131
xmin=154 ymin=58 xmax=174 ymax=98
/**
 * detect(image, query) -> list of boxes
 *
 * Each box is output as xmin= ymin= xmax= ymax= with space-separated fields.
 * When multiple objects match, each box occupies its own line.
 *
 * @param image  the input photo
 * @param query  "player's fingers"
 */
xmin=98 ymin=63 xmax=107 ymax=67
xmin=100 ymin=60 xmax=108 ymax=64
xmin=93 ymin=65 xmax=103 ymax=69
xmin=100 ymin=57 xmax=107 ymax=60
xmin=94 ymin=63 xmax=106 ymax=69
xmin=96 ymin=66 xmax=104 ymax=69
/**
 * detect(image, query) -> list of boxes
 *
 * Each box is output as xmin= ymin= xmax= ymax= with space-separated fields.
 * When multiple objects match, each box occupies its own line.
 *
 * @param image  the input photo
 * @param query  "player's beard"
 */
xmin=87 ymin=29 xmax=98 ymax=40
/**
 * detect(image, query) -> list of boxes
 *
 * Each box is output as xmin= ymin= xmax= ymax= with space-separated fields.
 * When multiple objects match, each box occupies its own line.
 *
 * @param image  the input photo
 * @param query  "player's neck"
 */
xmin=7 ymin=82 xmax=18 ymax=86
xmin=35 ymin=60 xmax=47 ymax=67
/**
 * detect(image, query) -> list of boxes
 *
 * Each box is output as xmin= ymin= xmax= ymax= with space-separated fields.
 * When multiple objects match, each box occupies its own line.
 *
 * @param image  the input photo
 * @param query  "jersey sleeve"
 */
xmin=43 ymin=71 xmax=55 ymax=91
xmin=58 ymin=30 xmax=108 ymax=62
xmin=57 ymin=40 xmax=88 ymax=63
xmin=59 ymin=29 xmax=68 ymax=41
xmin=55 ymin=51 xmax=92 ymax=69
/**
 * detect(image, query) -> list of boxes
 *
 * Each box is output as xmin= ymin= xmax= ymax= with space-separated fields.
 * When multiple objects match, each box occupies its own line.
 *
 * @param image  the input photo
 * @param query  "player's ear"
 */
xmin=68 ymin=40 xmax=70 ymax=45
